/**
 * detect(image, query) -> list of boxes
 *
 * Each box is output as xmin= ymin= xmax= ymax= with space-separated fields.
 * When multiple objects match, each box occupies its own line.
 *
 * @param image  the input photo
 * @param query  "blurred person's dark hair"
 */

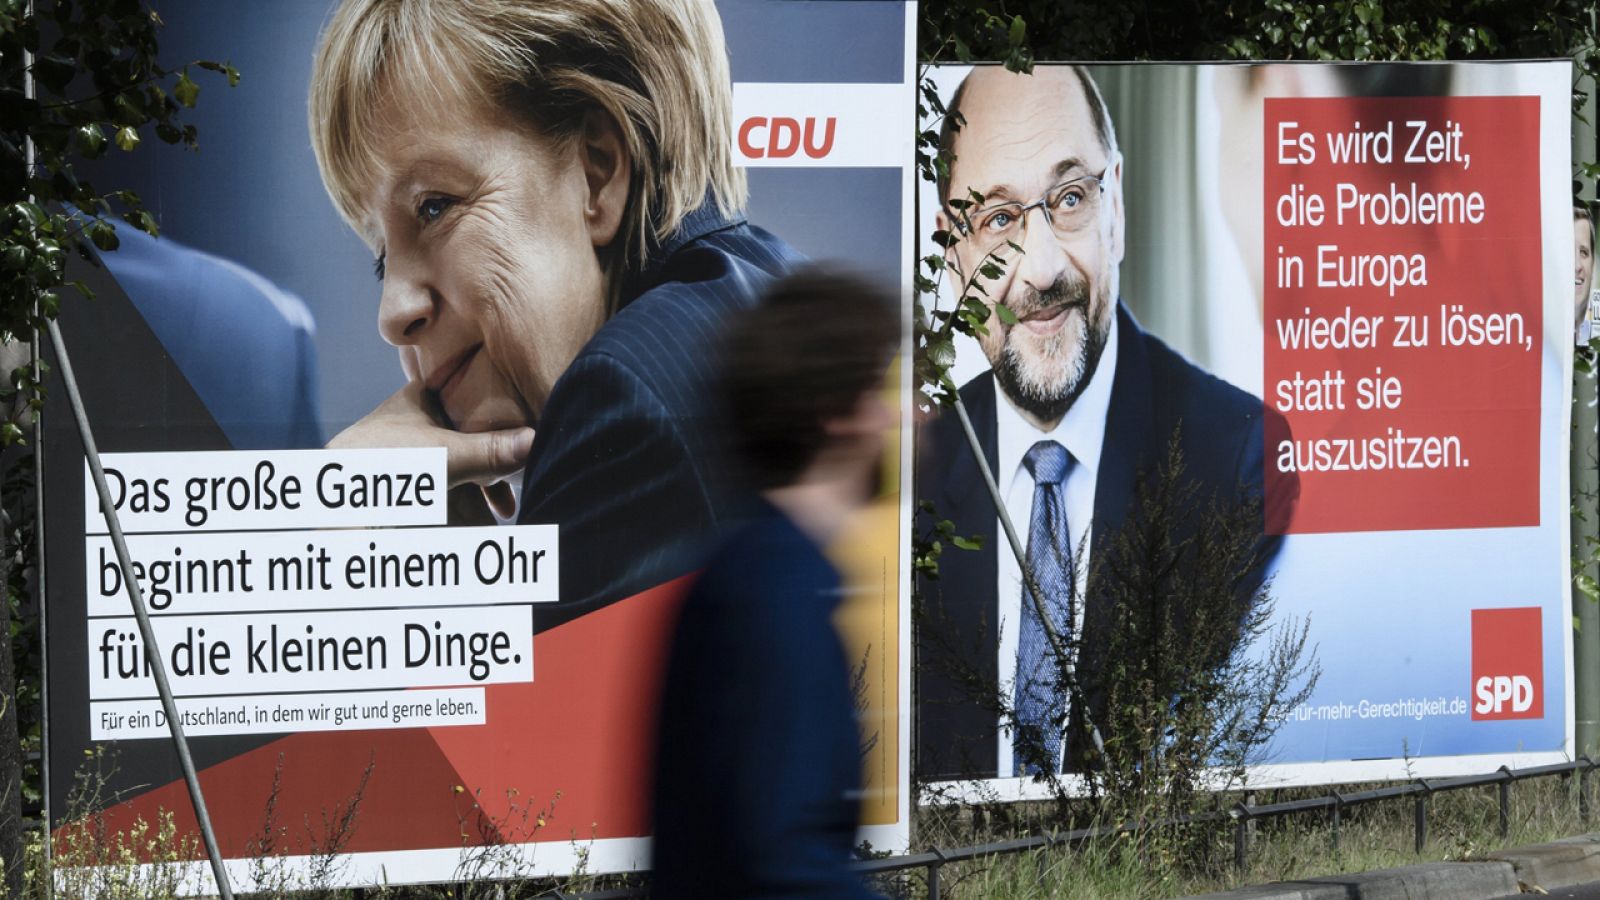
xmin=721 ymin=267 xmax=899 ymax=490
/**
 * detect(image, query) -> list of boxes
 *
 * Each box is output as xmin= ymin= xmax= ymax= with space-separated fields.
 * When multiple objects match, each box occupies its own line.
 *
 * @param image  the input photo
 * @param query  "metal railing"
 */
xmin=547 ymin=757 xmax=1600 ymax=900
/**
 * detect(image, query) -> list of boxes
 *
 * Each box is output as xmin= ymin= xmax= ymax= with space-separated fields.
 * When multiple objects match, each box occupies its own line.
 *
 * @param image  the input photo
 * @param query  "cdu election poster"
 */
xmin=915 ymin=61 xmax=1574 ymax=798
xmin=43 ymin=0 xmax=916 ymax=889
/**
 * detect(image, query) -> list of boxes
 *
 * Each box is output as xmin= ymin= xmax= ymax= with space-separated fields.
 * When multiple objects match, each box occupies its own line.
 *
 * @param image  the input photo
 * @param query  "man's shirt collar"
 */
xmin=994 ymin=308 xmax=1120 ymax=483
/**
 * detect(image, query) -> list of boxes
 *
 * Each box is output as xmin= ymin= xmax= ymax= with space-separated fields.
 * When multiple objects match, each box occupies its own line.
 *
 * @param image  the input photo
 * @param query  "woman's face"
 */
xmin=358 ymin=96 xmax=614 ymax=433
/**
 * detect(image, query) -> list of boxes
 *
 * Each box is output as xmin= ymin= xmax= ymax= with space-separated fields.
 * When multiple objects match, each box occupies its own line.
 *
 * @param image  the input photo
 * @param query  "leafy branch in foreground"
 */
xmin=1 ymin=0 xmax=239 ymax=440
xmin=1 ymin=5 xmax=239 ymax=895
xmin=913 ymin=5 xmax=1032 ymax=414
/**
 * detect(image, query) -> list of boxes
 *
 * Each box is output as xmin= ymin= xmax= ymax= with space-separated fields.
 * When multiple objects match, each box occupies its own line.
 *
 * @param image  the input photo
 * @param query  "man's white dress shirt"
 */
xmin=993 ymin=312 xmax=1118 ymax=776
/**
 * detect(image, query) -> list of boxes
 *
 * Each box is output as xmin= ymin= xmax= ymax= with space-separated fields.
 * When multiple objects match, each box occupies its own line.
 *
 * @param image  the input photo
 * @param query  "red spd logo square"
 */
xmin=1471 ymin=607 xmax=1543 ymax=721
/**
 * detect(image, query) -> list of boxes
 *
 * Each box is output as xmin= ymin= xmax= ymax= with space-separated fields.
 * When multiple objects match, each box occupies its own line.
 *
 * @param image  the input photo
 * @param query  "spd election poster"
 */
xmin=915 ymin=61 xmax=1574 ymax=798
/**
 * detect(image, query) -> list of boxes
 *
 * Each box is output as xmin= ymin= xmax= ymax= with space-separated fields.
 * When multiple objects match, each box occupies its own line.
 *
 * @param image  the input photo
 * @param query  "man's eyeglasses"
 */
xmin=950 ymin=168 xmax=1110 ymax=257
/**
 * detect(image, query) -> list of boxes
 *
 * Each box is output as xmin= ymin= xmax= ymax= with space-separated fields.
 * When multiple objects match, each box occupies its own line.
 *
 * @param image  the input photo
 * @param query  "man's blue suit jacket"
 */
xmin=516 ymin=203 xmax=801 ymax=629
xmin=915 ymin=302 xmax=1295 ymax=781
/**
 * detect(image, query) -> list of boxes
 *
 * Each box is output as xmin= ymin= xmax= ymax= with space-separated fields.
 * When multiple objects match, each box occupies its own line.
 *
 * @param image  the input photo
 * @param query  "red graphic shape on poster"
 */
xmin=1263 ymin=96 xmax=1542 ymax=534
xmin=71 ymin=576 xmax=691 ymax=857
xmin=1470 ymin=606 xmax=1543 ymax=721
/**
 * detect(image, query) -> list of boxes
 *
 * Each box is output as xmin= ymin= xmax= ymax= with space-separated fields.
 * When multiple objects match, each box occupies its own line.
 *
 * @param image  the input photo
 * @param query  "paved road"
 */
xmin=1494 ymin=884 xmax=1600 ymax=898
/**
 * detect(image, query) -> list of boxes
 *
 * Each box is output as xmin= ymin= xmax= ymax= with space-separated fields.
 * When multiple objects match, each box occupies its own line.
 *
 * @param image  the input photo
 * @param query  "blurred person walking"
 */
xmin=650 ymin=268 xmax=897 ymax=899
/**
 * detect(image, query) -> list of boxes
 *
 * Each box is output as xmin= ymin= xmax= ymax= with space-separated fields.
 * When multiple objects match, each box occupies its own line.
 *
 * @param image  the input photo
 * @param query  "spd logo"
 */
xmin=1471 ymin=607 xmax=1543 ymax=720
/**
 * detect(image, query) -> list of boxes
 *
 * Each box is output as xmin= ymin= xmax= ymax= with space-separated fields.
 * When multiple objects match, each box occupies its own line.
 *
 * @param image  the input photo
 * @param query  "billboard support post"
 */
xmin=1573 ymin=27 xmax=1600 ymax=760
xmin=1574 ymin=364 xmax=1598 ymax=756
xmin=1413 ymin=787 xmax=1428 ymax=853
xmin=44 ymin=320 xmax=235 ymax=900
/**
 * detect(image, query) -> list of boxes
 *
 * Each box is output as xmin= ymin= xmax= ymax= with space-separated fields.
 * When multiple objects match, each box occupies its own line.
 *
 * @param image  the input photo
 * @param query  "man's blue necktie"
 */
xmin=1014 ymin=439 xmax=1074 ymax=776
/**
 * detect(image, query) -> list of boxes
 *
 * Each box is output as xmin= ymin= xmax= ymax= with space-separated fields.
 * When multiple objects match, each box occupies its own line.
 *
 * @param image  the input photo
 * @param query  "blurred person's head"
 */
xmin=309 ymin=0 xmax=746 ymax=434
xmin=935 ymin=67 xmax=1123 ymax=431
xmin=721 ymin=268 xmax=898 ymax=508
xmin=1577 ymin=204 xmax=1595 ymax=329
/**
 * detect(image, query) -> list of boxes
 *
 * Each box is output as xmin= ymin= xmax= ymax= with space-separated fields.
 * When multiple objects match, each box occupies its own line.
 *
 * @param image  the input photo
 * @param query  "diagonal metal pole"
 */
xmin=950 ymin=390 xmax=1106 ymax=761
xmin=46 ymin=320 xmax=235 ymax=899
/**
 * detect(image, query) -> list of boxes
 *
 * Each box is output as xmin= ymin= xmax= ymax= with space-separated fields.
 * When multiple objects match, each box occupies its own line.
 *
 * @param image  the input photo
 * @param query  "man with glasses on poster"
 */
xmin=917 ymin=65 xmax=1292 ymax=781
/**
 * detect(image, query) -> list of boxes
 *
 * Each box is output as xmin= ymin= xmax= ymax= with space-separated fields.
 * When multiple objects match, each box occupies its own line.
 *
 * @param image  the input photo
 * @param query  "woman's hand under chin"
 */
xmin=328 ymin=380 xmax=534 ymax=520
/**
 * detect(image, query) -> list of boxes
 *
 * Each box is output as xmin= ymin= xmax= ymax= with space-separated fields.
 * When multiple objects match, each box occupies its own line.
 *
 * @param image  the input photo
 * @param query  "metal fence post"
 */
xmin=1233 ymin=804 xmax=1251 ymax=873
xmin=927 ymin=848 xmax=946 ymax=900
xmin=1583 ymin=757 xmax=1596 ymax=826
xmin=1414 ymin=782 xmax=1430 ymax=854
xmin=1498 ymin=766 xmax=1513 ymax=839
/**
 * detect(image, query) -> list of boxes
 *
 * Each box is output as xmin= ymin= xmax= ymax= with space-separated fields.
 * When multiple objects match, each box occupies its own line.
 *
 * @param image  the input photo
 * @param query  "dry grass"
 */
xmin=888 ymin=773 xmax=1596 ymax=899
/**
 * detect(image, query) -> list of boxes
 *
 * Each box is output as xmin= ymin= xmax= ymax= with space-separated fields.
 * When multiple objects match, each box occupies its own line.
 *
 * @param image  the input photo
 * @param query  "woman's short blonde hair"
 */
xmin=309 ymin=0 xmax=747 ymax=288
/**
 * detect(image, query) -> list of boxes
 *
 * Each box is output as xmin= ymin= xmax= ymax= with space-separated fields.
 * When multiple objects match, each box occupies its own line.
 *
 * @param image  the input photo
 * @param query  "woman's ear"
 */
xmin=580 ymin=107 xmax=630 ymax=248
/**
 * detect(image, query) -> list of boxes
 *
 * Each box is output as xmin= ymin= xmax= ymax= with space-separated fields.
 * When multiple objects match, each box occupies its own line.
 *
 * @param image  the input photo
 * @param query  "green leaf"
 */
xmin=994 ymin=302 xmax=1019 ymax=325
xmin=87 ymin=220 xmax=119 ymax=252
xmin=198 ymin=60 xmax=243 ymax=88
xmin=1008 ymin=15 xmax=1026 ymax=49
xmin=951 ymin=535 xmax=984 ymax=551
xmin=77 ymin=123 xmax=107 ymax=158
xmin=1578 ymin=573 xmax=1600 ymax=602
xmin=122 ymin=210 xmax=158 ymax=237
xmin=32 ymin=54 xmax=74 ymax=94
xmin=174 ymin=71 xmax=199 ymax=108
xmin=114 ymin=126 xmax=140 ymax=152
xmin=8 ymin=201 xmax=43 ymax=230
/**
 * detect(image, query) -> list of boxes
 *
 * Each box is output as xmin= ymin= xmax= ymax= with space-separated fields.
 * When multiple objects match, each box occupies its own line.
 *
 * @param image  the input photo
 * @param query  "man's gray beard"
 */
xmin=994 ymin=299 xmax=1110 ymax=424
